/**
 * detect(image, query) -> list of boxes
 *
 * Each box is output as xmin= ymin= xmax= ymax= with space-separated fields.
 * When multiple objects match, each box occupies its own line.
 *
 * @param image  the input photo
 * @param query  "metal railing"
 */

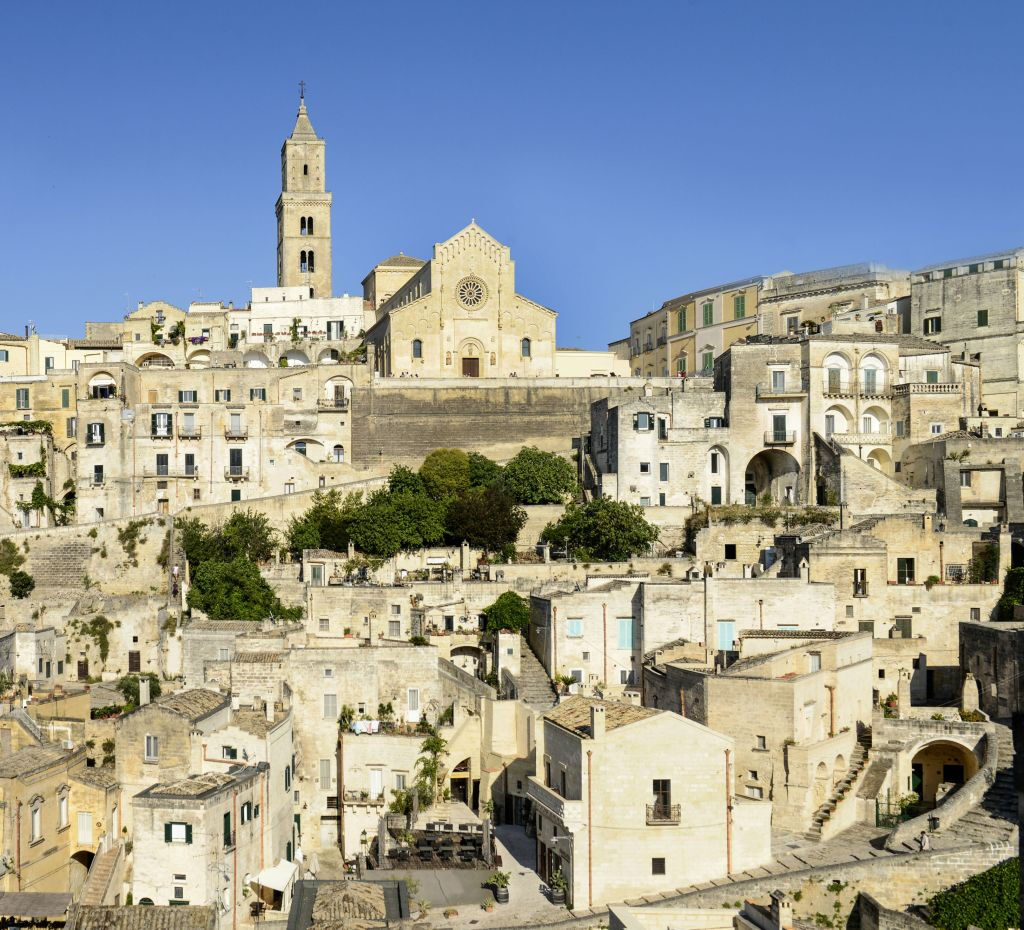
xmin=224 ymin=466 xmax=249 ymax=480
xmin=819 ymin=375 xmax=891 ymax=397
xmin=179 ymin=427 xmax=202 ymax=439
xmin=764 ymin=430 xmax=796 ymax=445
xmin=317 ymin=398 xmax=350 ymax=410
xmin=756 ymin=381 xmax=805 ymax=398
xmin=646 ymin=803 xmax=681 ymax=824
xmin=224 ymin=426 xmax=248 ymax=440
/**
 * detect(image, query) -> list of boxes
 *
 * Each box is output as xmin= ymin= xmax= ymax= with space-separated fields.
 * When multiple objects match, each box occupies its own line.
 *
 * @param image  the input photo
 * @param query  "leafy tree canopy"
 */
xmin=468 ymin=452 xmax=502 ymax=489
xmin=483 ymin=591 xmax=530 ymax=634
xmin=285 ymin=489 xmax=363 ymax=555
xmin=116 ymin=673 xmax=162 ymax=708
xmin=0 ymin=539 xmax=25 ymax=576
xmin=446 ymin=486 xmax=526 ymax=553
xmin=348 ymin=490 xmax=446 ymax=559
xmin=419 ymin=449 xmax=471 ymax=501
xmin=501 ymin=447 xmax=577 ymax=504
xmin=9 ymin=570 xmax=35 ymax=599
xmin=388 ymin=465 xmax=426 ymax=496
xmin=541 ymin=498 xmax=659 ymax=562
xmin=187 ymin=557 xmax=302 ymax=622
xmin=220 ymin=510 xmax=277 ymax=563
xmin=927 ymin=856 xmax=1019 ymax=930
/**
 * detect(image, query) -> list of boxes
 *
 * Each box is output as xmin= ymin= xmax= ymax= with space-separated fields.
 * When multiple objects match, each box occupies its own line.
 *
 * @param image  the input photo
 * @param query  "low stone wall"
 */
xmin=857 ymin=891 xmax=931 ymax=930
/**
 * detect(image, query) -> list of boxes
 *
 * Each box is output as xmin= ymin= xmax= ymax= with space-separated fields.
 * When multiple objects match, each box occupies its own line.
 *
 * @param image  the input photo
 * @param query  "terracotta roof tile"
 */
xmin=544 ymin=696 xmax=657 ymax=738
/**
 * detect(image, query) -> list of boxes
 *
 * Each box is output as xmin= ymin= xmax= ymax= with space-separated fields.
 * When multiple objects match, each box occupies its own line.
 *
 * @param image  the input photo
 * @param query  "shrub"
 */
xmin=927 ymin=857 xmax=1019 ymax=930
xmin=418 ymin=449 xmax=471 ymax=501
xmin=541 ymin=498 xmax=659 ymax=562
xmin=500 ymin=447 xmax=577 ymax=504
xmin=482 ymin=591 xmax=529 ymax=634
xmin=9 ymin=570 xmax=35 ymax=599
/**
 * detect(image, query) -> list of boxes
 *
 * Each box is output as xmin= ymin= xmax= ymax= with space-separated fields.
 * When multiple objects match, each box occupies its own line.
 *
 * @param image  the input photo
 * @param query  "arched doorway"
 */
xmin=458 ymin=340 xmax=483 ymax=378
xmin=745 ymin=449 xmax=801 ymax=505
xmin=910 ymin=740 xmax=979 ymax=805
xmin=449 ymin=757 xmax=473 ymax=805
xmin=813 ymin=761 xmax=830 ymax=807
xmin=70 ymin=849 xmax=94 ymax=895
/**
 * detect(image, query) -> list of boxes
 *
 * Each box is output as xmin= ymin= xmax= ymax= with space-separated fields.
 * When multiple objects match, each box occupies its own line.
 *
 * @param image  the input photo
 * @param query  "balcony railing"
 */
xmin=764 ymin=430 xmax=796 ymax=445
xmin=317 ymin=398 xmax=350 ymax=411
xmin=224 ymin=427 xmax=248 ymax=440
xmin=224 ymin=466 xmax=249 ymax=481
xmin=891 ymin=382 xmax=961 ymax=395
xmin=756 ymin=381 xmax=806 ymax=399
xmin=830 ymin=432 xmax=891 ymax=446
xmin=179 ymin=427 xmax=202 ymax=439
xmin=853 ymin=582 xmax=869 ymax=597
xmin=820 ymin=376 xmax=891 ymax=398
xmin=646 ymin=803 xmax=681 ymax=825
xmin=150 ymin=430 xmax=173 ymax=440
xmin=656 ymin=335 xmax=667 ymax=347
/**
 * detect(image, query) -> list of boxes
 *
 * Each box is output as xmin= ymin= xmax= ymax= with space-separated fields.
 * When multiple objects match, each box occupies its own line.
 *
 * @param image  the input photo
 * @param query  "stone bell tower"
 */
xmin=276 ymin=86 xmax=332 ymax=297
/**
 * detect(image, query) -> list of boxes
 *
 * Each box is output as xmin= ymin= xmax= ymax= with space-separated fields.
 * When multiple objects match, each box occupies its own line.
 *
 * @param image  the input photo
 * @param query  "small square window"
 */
xmin=970 ymin=607 xmax=981 ymax=621
xmin=755 ymin=735 xmax=767 ymax=750
xmin=639 ymin=462 xmax=650 ymax=474
xmin=652 ymin=857 xmax=666 ymax=875
xmin=319 ymin=618 xmax=330 ymax=632
xmin=845 ymin=605 xmax=854 ymax=618
xmin=748 ymin=770 xmax=758 ymax=780
xmin=724 ymin=544 xmax=736 ymax=560
xmin=878 ymin=669 xmax=885 ymax=679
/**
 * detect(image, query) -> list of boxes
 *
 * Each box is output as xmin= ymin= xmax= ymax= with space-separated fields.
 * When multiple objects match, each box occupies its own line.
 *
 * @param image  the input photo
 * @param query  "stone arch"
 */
xmin=823 ymin=352 xmax=853 ymax=392
xmin=243 ymin=350 xmax=270 ymax=369
xmin=186 ymin=349 xmax=210 ymax=369
xmin=134 ymin=352 xmax=175 ymax=370
xmin=287 ymin=438 xmax=324 ymax=461
xmin=860 ymin=404 xmax=890 ymax=436
xmin=331 ymin=444 xmax=345 ymax=464
xmin=813 ymin=761 xmax=830 ymax=807
xmin=744 ymin=449 xmax=801 ymax=505
xmin=824 ymin=403 xmax=853 ymax=436
xmin=866 ymin=448 xmax=893 ymax=473
xmin=317 ymin=347 xmax=340 ymax=364
xmin=87 ymin=372 xmax=117 ymax=398
xmin=323 ymin=376 xmax=352 ymax=405
xmin=457 ymin=338 xmax=485 ymax=378
xmin=909 ymin=738 xmax=980 ymax=804
xmin=707 ymin=445 xmax=729 ymax=504
xmin=859 ymin=352 xmax=889 ymax=391
xmin=450 ymin=644 xmax=483 ymax=675
xmin=833 ymin=754 xmax=847 ymax=787
xmin=282 ymin=349 xmax=310 ymax=367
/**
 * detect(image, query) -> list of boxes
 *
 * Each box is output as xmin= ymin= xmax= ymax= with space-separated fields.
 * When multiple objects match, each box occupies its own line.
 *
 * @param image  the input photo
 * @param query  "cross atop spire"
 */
xmin=290 ymin=85 xmax=318 ymax=140
xmin=299 ymin=80 xmax=306 ymax=103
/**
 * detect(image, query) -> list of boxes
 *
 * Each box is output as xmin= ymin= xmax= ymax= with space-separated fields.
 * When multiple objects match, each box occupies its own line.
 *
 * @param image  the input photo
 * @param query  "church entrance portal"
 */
xmin=462 ymin=357 xmax=480 ymax=377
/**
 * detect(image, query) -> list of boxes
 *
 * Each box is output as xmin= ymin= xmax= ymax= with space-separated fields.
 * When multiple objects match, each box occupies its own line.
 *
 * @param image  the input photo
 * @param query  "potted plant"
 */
xmin=549 ymin=869 xmax=568 ymax=906
xmin=481 ymin=897 xmax=494 ymax=913
xmin=489 ymin=870 xmax=510 ymax=904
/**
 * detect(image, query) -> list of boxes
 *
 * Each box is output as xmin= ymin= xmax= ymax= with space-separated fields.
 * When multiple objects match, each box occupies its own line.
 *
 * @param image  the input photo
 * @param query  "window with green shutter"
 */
xmin=978 ymin=309 xmax=989 ymax=327
xmin=676 ymin=308 xmax=686 ymax=332
xmin=733 ymin=294 xmax=745 ymax=319
xmin=165 ymin=822 xmax=191 ymax=843
xmin=702 ymin=302 xmax=713 ymax=327
xmin=702 ymin=351 xmax=714 ymax=372
xmin=223 ymin=811 xmax=233 ymax=848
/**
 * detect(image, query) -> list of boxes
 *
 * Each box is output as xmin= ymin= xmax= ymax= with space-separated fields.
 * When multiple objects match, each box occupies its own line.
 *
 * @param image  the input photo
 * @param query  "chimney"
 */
xmin=590 ymin=703 xmax=606 ymax=741
xmin=769 ymin=889 xmax=794 ymax=929
xmin=265 ymin=698 xmax=274 ymax=723
xmin=139 ymin=677 xmax=151 ymax=707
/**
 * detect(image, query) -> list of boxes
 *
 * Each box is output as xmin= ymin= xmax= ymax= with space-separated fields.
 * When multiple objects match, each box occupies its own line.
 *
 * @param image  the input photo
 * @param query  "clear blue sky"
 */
xmin=3 ymin=1 xmax=1023 ymax=348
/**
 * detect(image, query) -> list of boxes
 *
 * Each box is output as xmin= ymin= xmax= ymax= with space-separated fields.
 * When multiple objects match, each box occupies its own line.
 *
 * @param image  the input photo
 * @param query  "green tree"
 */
xmin=176 ymin=516 xmax=223 ymax=574
xmin=9 ymin=570 xmax=35 ymax=599
xmin=927 ymin=856 xmax=1019 ymax=930
xmin=997 ymin=565 xmax=1024 ymax=620
xmin=418 ymin=449 xmax=471 ymax=501
xmin=468 ymin=452 xmax=502 ymax=488
xmin=446 ymin=486 xmax=526 ymax=552
xmin=220 ymin=510 xmax=276 ymax=563
xmin=483 ymin=591 xmax=530 ymax=634
xmin=116 ymin=673 xmax=162 ymax=708
xmin=285 ymin=489 xmax=362 ymax=555
xmin=541 ymin=498 xmax=659 ymax=562
xmin=388 ymin=465 xmax=426 ymax=496
xmin=348 ymin=490 xmax=446 ymax=558
xmin=0 ymin=538 xmax=25 ymax=576
xmin=501 ymin=447 xmax=577 ymax=504
xmin=968 ymin=542 xmax=999 ymax=584
xmin=186 ymin=558 xmax=302 ymax=622
xmin=414 ymin=731 xmax=448 ymax=807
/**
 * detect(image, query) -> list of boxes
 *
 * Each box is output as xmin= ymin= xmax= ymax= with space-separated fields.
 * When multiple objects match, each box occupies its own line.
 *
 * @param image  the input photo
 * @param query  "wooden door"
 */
xmin=461 ymin=357 xmax=480 ymax=377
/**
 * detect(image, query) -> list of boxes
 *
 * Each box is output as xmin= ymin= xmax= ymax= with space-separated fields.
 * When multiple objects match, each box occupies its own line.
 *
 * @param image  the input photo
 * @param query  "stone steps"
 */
xmin=804 ymin=738 xmax=871 ymax=841
xmin=78 ymin=844 xmax=119 ymax=906
xmin=516 ymin=637 xmax=557 ymax=709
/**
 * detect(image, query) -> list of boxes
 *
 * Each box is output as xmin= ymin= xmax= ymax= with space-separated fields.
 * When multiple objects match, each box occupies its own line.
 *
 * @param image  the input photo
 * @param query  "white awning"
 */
xmin=251 ymin=859 xmax=297 ymax=892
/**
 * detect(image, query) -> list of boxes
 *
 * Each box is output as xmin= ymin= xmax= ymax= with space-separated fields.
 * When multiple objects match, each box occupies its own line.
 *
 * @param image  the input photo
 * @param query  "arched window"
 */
xmin=332 ymin=444 xmax=345 ymax=463
xmin=307 ymin=251 xmax=315 ymax=272
xmin=306 ymin=216 xmax=313 ymax=236
xmin=294 ymin=441 xmax=307 ymax=457
xmin=300 ymin=217 xmax=307 ymax=236
xmin=300 ymin=251 xmax=308 ymax=273
xmin=412 ymin=339 xmax=423 ymax=359
xmin=521 ymin=337 xmax=531 ymax=358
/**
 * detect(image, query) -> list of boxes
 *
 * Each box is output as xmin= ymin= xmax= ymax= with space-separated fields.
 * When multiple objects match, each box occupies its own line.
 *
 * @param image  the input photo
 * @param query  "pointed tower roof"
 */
xmin=290 ymin=90 xmax=319 ymax=141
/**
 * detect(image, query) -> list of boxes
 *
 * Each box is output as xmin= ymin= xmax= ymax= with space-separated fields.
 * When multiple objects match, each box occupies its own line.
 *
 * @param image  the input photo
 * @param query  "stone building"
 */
xmin=0 ymin=743 xmax=85 ymax=892
xmin=529 ymin=697 xmax=770 ymax=909
xmin=130 ymin=766 xmax=282 ymax=926
xmin=909 ymin=247 xmax=1024 ymax=416
xmin=959 ymin=620 xmax=1024 ymax=719
xmin=643 ymin=632 xmax=873 ymax=834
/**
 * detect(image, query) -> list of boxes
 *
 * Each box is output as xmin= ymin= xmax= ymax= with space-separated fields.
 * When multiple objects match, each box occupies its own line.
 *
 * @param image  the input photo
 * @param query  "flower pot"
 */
xmin=494 ymin=886 xmax=509 ymax=904
xmin=551 ymin=887 xmax=565 ymax=905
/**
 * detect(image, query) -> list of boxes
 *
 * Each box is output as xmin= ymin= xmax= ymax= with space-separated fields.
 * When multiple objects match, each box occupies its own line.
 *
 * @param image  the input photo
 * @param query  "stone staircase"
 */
xmin=78 ymin=842 xmax=120 ymax=906
xmin=804 ymin=730 xmax=872 ymax=842
xmin=943 ymin=721 xmax=1018 ymax=847
xmin=515 ymin=637 xmax=558 ymax=709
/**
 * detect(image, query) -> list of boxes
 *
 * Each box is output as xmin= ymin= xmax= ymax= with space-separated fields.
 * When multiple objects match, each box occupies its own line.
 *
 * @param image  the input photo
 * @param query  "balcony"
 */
xmin=224 ymin=426 xmax=248 ymax=440
xmin=821 ymin=376 xmax=891 ymax=399
xmin=656 ymin=335 xmax=667 ymax=347
xmin=526 ymin=776 xmax=581 ymax=825
xmin=756 ymin=381 xmax=806 ymax=400
xmin=830 ymin=432 xmax=890 ymax=446
xmin=150 ymin=430 xmax=173 ymax=440
xmin=224 ymin=466 xmax=249 ymax=481
xmin=646 ymin=803 xmax=681 ymax=825
xmin=644 ymin=342 xmax=654 ymax=352
xmin=764 ymin=430 xmax=796 ymax=446
xmin=891 ymin=382 xmax=961 ymax=396
xmin=853 ymin=582 xmax=869 ymax=598
xmin=179 ymin=427 xmax=202 ymax=440
xmin=317 ymin=398 xmax=350 ymax=411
